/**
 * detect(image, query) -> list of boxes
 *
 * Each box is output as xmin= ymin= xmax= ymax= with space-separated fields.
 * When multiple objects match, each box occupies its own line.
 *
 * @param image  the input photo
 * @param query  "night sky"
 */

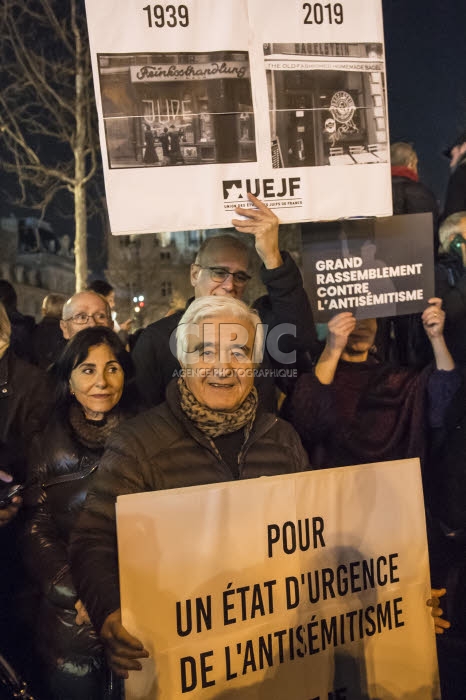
xmin=383 ymin=0 xmax=466 ymax=203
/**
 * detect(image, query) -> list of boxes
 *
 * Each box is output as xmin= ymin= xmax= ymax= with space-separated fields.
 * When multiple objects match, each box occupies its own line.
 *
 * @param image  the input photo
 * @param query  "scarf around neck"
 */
xmin=178 ymin=377 xmax=258 ymax=439
xmin=391 ymin=165 xmax=419 ymax=182
xmin=69 ymin=401 xmax=121 ymax=449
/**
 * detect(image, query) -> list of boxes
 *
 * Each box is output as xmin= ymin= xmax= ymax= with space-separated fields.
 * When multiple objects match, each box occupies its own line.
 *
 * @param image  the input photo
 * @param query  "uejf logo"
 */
xmin=222 ymin=178 xmax=302 ymax=210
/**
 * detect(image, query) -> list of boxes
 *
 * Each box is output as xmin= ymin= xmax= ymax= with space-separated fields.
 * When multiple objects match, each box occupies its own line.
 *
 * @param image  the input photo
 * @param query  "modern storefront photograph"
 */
xmin=264 ymin=43 xmax=388 ymax=168
xmin=98 ymin=51 xmax=257 ymax=169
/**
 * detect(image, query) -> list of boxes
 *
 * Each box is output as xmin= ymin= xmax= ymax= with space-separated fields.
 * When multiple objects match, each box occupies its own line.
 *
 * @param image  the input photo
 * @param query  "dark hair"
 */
xmin=87 ymin=279 xmax=114 ymax=298
xmin=0 ymin=280 xmax=18 ymax=313
xmin=51 ymin=326 xmax=136 ymax=412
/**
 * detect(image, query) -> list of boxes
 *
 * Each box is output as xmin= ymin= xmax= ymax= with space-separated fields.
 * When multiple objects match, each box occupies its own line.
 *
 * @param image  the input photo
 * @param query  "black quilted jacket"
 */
xmin=70 ymin=380 xmax=310 ymax=633
xmin=22 ymin=411 xmax=106 ymax=682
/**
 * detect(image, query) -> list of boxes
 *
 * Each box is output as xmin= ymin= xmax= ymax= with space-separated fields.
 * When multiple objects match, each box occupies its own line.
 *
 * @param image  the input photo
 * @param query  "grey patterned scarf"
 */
xmin=178 ymin=377 xmax=258 ymax=438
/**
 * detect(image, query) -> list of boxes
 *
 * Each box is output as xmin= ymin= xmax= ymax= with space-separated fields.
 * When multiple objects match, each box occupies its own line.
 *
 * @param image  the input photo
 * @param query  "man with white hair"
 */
xmin=60 ymin=291 xmax=113 ymax=340
xmin=70 ymin=295 xmax=310 ymax=678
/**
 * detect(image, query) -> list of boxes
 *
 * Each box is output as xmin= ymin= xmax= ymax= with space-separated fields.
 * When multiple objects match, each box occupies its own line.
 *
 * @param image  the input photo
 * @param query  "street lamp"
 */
xmin=133 ymin=294 xmax=145 ymax=318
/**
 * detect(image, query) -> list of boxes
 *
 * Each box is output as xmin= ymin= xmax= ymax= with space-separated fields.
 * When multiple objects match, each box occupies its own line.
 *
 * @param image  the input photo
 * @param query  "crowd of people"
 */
xmin=1 ymin=137 xmax=466 ymax=698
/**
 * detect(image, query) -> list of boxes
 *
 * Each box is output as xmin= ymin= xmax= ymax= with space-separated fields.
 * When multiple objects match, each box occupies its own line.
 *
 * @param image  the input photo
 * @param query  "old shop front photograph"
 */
xmin=264 ymin=43 xmax=388 ymax=169
xmin=98 ymin=51 xmax=257 ymax=169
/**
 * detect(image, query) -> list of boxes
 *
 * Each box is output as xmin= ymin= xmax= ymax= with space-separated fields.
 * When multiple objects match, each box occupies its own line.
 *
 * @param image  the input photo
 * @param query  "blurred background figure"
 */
xmin=32 ymin=293 xmax=67 ymax=369
xmin=60 ymin=291 xmax=113 ymax=341
xmin=0 ymin=280 xmax=35 ymax=363
xmin=443 ymin=129 xmax=466 ymax=220
xmin=87 ymin=280 xmax=132 ymax=343
xmin=391 ymin=141 xmax=440 ymax=253
xmin=0 ymin=301 xmax=51 ymax=694
xmin=436 ymin=211 xmax=466 ymax=365
xmin=0 ymin=300 xmax=50 ymax=488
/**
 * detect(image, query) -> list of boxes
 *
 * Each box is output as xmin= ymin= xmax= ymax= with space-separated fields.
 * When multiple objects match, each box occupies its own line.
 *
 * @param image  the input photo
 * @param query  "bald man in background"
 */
xmin=60 ymin=291 xmax=113 ymax=340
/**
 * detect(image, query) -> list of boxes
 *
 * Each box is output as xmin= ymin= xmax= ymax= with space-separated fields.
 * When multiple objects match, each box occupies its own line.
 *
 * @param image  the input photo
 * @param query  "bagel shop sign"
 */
xmin=116 ymin=458 xmax=440 ymax=699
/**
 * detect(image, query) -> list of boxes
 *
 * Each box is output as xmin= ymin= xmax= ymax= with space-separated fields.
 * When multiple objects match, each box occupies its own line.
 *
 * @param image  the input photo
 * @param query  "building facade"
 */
xmin=0 ymin=215 xmax=75 ymax=319
xmin=106 ymin=229 xmax=202 ymax=328
xmin=106 ymin=223 xmax=303 ymax=329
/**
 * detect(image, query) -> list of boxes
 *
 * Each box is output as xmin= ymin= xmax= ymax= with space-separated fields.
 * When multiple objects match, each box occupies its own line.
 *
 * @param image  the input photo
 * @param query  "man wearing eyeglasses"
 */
xmin=60 ymin=291 xmax=113 ymax=340
xmin=132 ymin=192 xmax=317 ymax=410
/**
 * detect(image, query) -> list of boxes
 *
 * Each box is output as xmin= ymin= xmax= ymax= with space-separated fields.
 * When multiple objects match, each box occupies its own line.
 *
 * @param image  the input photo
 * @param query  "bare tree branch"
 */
xmin=0 ymin=0 xmax=102 ymax=291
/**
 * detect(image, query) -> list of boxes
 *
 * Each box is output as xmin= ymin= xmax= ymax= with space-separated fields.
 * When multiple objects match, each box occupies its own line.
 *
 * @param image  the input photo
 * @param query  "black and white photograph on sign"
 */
xmin=264 ymin=43 xmax=388 ymax=169
xmin=98 ymin=51 xmax=257 ymax=169
xmin=301 ymin=213 xmax=434 ymax=322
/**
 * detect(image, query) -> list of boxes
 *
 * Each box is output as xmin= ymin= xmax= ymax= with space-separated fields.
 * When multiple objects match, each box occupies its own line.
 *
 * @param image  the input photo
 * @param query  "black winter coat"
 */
xmin=435 ymin=252 xmax=466 ymax=364
xmin=429 ymin=381 xmax=466 ymax=532
xmin=8 ymin=311 xmax=36 ymax=364
xmin=377 ymin=243 xmax=466 ymax=370
xmin=70 ymin=380 xmax=310 ymax=633
xmin=391 ymin=175 xmax=440 ymax=252
xmin=0 ymin=350 xmax=52 ymax=679
xmin=31 ymin=317 xmax=67 ymax=369
xmin=0 ymin=349 xmax=51 ymax=481
xmin=22 ymin=409 xmax=113 ymax=697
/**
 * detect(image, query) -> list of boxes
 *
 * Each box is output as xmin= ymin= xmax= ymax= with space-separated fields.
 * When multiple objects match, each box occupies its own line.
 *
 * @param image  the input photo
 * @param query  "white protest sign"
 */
xmin=84 ymin=0 xmax=392 ymax=234
xmin=116 ymin=459 xmax=440 ymax=699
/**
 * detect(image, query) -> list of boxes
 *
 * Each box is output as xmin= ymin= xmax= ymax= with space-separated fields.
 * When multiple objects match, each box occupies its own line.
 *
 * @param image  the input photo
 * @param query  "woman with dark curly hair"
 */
xmin=22 ymin=326 xmax=141 ymax=700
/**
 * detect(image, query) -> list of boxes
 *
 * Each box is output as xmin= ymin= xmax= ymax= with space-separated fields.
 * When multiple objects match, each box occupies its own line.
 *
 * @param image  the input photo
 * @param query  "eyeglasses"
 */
xmin=195 ymin=265 xmax=251 ymax=286
xmin=63 ymin=311 xmax=110 ymax=325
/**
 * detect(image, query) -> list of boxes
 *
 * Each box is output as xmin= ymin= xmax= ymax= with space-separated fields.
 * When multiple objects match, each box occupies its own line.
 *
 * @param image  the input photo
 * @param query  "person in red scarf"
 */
xmin=390 ymin=141 xmax=440 ymax=253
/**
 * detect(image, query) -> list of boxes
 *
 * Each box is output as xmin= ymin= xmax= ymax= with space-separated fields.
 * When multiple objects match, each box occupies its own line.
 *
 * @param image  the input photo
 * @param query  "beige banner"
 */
xmin=116 ymin=459 xmax=440 ymax=699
